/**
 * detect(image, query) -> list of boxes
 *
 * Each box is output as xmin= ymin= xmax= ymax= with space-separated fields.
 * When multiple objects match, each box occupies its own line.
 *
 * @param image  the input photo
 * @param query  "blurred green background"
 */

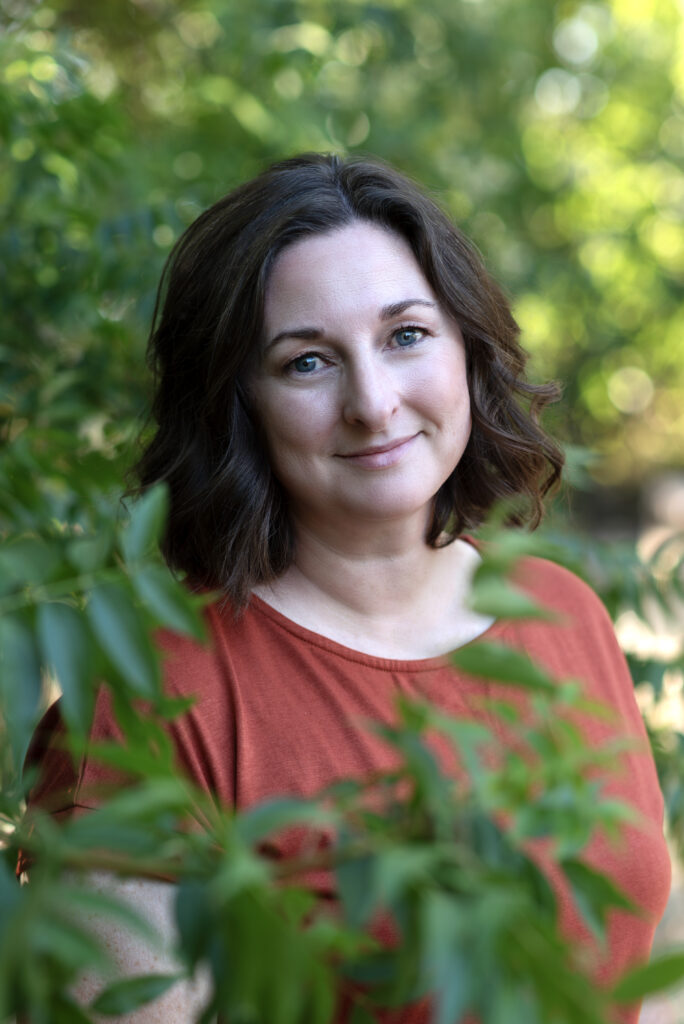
xmin=2 ymin=0 xmax=684 ymax=519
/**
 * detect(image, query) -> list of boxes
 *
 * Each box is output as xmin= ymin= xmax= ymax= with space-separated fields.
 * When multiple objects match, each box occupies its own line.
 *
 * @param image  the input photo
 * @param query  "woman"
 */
xmin=26 ymin=153 xmax=670 ymax=1021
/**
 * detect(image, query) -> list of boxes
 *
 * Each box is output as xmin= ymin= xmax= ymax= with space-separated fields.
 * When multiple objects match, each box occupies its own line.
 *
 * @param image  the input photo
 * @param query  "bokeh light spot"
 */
xmin=11 ymin=138 xmax=35 ymax=161
xmin=347 ymin=112 xmax=370 ymax=145
xmin=30 ymin=56 xmax=58 ymax=82
xmin=152 ymin=225 xmax=175 ymax=248
xmin=174 ymin=11 xmax=222 ymax=49
xmin=535 ymin=68 xmax=581 ymax=115
xmin=336 ymin=27 xmax=372 ymax=66
xmin=269 ymin=22 xmax=331 ymax=57
xmin=33 ymin=7 xmax=56 ymax=27
xmin=5 ymin=61 xmax=30 ymax=83
xmin=607 ymin=366 xmax=655 ymax=414
xmin=553 ymin=17 xmax=599 ymax=65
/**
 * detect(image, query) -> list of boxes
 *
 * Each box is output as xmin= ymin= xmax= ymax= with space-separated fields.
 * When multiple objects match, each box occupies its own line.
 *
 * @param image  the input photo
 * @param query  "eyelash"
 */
xmin=283 ymin=324 xmax=429 ymax=376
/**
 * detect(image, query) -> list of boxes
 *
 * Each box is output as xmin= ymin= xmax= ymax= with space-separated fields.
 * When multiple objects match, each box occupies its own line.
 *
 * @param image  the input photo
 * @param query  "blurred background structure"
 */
xmin=1 ymin=0 xmax=683 ymax=1018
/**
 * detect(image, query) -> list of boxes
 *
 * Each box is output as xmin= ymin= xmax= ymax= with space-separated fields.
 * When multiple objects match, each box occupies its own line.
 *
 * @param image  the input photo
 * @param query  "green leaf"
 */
xmin=84 ymin=737 xmax=175 ymax=778
xmin=51 ymin=995 xmax=97 ymax=1024
xmin=450 ymin=641 xmax=556 ymax=693
xmin=34 ymin=915 xmax=111 ymax=972
xmin=428 ymin=714 xmax=492 ymax=784
xmin=336 ymin=852 xmax=377 ymax=928
xmin=67 ymin=529 xmax=114 ymax=573
xmin=421 ymin=891 xmax=471 ymax=1024
xmin=89 ymin=777 xmax=193 ymax=822
xmin=234 ymin=797 xmax=335 ymax=846
xmin=132 ymin=564 xmax=206 ymax=640
xmin=91 ymin=973 xmax=181 ymax=1015
xmin=0 ymin=536 xmax=63 ymax=589
xmin=121 ymin=484 xmax=169 ymax=564
xmin=612 ymin=951 xmax=684 ymax=1003
xmin=562 ymin=859 xmax=635 ymax=944
xmin=0 ymin=614 xmax=43 ymax=776
xmin=176 ymin=881 xmax=213 ymax=969
xmin=375 ymin=846 xmax=437 ymax=906
xmin=0 ymin=858 xmax=23 ymax=945
xmin=87 ymin=582 xmax=160 ymax=697
xmin=469 ymin=578 xmax=556 ymax=620
xmin=37 ymin=601 xmax=95 ymax=735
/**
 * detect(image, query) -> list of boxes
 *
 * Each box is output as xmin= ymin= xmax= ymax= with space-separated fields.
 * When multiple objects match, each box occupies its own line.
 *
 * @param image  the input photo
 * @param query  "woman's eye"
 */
xmin=393 ymin=327 xmax=424 ymax=347
xmin=288 ymin=353 xmax=322 ymax=374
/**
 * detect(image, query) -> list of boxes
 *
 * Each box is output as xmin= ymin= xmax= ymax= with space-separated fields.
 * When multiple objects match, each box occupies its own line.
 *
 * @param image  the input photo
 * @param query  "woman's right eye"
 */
xmin=286 ymin=353 xmax=323 ymax=374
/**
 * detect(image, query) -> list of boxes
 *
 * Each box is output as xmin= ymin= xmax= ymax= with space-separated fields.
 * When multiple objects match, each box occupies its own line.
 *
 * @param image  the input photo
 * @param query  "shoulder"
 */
xmin=512 ymin=555 xmax=613 ymax=630
xmin=504 ymin=554 xmax=625 ymax=671
xmin=152 ymin=598 xmax=240 ymax=693
xmin=505 ymin=556 xmax=636 ymax=703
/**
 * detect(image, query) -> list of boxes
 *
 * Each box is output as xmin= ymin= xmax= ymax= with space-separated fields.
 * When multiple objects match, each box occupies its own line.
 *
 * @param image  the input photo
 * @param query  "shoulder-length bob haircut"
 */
xmin=133 ymin=152 xmax=563 ymax=607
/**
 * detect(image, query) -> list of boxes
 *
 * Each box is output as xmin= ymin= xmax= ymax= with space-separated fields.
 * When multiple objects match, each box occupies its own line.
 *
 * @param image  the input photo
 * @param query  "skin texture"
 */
xmin=250 ymin=221 xmax=492 ymax=658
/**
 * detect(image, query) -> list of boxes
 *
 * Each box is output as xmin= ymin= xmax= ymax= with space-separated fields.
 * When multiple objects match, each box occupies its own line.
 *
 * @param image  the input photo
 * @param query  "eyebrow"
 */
xmin=265 ymin=298 xmax=438 ymax=350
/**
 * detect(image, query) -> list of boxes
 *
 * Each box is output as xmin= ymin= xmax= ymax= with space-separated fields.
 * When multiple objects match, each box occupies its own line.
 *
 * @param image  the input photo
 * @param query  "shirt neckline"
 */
xmin=247 ymin=592 xmax=507 ymax=672
xmin=246 ymin=535 xmax=507 ymax=671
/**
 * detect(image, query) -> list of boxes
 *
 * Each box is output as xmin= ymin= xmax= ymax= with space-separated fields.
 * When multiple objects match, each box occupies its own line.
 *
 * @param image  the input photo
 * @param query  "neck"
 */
xmin=260 ymin=510 xmax=478 ymax=626
xmin=251 ymin=511 xmax=492 ymax=659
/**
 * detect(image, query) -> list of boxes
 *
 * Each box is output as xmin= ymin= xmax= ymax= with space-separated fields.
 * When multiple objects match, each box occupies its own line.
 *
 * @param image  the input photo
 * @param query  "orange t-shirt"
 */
xmin=23 ymin=556 xmax=671 ymax=1022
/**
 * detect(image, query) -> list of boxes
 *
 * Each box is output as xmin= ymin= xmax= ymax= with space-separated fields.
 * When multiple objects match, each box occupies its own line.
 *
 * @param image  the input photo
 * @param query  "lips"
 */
xmin=338 ymin=434 xmax=417 ymax=458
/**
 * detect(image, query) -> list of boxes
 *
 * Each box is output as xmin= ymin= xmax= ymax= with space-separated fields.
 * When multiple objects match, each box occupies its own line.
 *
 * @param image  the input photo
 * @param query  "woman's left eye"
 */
xmin=393 ymin=327 xmax=424 ymax=348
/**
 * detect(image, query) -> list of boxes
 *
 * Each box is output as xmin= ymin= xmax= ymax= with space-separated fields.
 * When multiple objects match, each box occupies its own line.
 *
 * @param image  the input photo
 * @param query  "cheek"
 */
xmin=259 ymin=391 xmax=336 ymax=458
xmin=410 ymin=351 xmax=470 ymax=422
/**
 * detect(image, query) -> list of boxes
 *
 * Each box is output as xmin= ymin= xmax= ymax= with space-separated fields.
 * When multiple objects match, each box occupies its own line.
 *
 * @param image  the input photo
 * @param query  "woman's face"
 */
xmin=249 ymin=220 xmax=471 ymax=538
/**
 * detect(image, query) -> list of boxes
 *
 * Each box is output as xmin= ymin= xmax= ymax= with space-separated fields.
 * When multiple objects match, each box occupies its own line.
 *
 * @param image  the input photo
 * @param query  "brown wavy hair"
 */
xmin=132 ymin=152 xmax=563 ymax=607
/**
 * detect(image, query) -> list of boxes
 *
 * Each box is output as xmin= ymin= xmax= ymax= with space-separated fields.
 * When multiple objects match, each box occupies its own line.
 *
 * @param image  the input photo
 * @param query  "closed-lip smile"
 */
xmin=335 ymin=434 xmax=417 ymax=466
xmin=337 ymin=434 xmax=418 ymax=459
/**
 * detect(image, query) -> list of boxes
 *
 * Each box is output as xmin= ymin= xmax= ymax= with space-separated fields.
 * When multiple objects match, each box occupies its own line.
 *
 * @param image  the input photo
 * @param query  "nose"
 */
xmin=342 ymin=358 xmax=400 ymax=431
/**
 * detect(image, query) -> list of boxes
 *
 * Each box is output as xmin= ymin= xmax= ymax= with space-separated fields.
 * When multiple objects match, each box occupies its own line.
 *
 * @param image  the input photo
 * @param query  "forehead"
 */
xmin=263 ymin=221 xmax=436 ymax=329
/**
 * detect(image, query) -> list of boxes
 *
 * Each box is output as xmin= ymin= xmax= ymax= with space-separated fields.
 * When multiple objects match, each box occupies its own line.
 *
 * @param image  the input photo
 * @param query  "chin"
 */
xmin=342 ymin=488 xmax=437 ymax=523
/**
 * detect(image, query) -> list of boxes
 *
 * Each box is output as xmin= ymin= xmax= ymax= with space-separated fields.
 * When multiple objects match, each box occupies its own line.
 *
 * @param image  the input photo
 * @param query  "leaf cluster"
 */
xmin=2 ymin=526 xmax=683 ymax=1022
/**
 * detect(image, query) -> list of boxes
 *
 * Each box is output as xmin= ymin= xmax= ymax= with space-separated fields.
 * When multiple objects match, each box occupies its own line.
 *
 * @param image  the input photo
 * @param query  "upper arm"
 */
xmin=69 ymin=872 xmax=213 ymax=1024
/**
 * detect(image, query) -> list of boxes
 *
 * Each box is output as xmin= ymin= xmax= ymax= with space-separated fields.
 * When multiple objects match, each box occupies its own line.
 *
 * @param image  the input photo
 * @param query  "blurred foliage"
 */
xmin=1 ymin=0 xmax=684 ymax=1018
xmin=2 ymin=516 xmax=684 ymax=1022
